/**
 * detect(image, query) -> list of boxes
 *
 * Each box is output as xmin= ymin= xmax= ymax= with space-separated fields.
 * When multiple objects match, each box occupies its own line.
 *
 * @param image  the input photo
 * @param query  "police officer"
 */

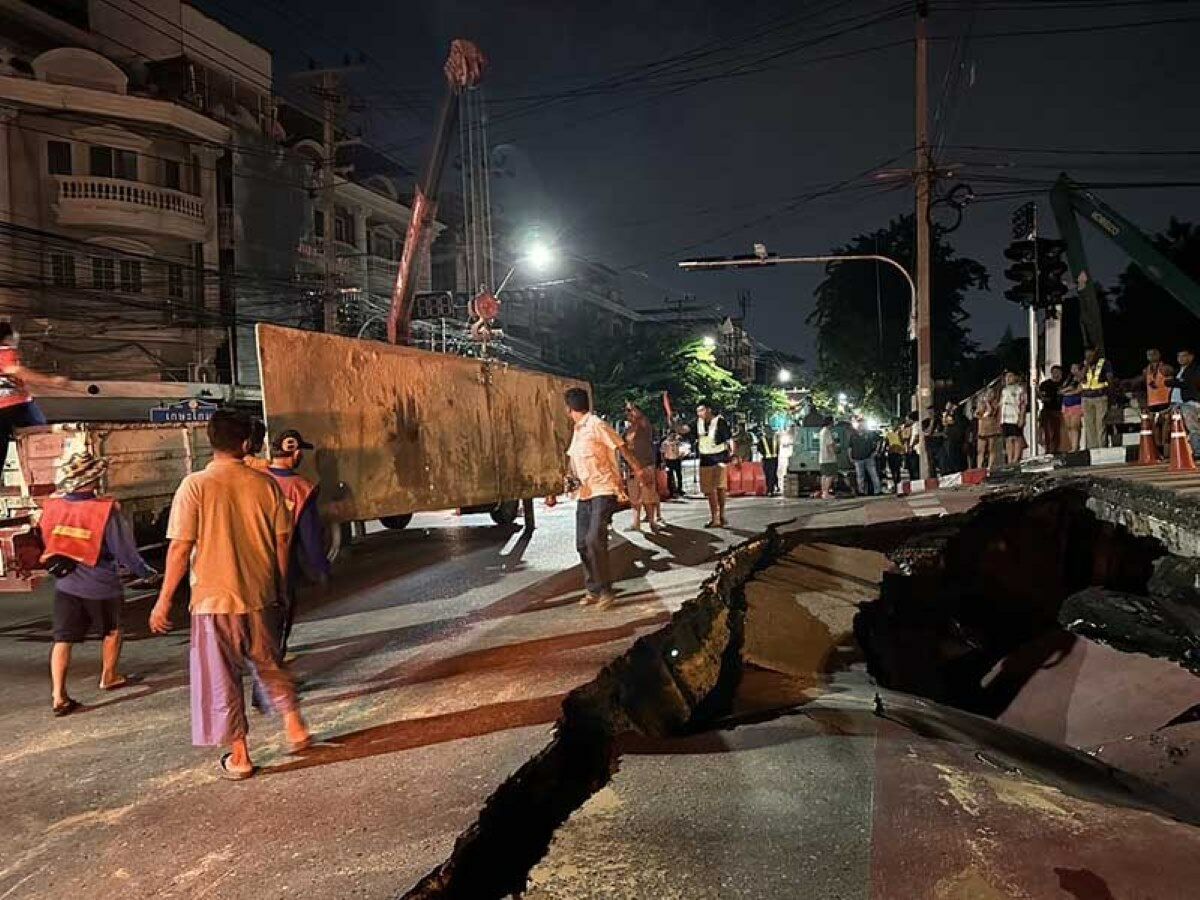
xmin=40 ymin=450 xmax=157 ymax=715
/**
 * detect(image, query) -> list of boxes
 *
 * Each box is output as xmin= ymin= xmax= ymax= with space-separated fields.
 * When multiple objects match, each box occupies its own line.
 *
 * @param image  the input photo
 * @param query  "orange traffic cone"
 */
xmin=1169 ymin=410 xmax=1197 ymax=472
xmin=1136 ymin=411 xmax=1158 ymax=466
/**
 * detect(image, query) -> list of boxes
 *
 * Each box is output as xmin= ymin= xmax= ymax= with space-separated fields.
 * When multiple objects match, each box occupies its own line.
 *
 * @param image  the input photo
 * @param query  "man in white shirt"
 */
xmin=818 ymin=416 xmax=838 ymax=499
xmin=1000 ymin=370 xmax=1028 ymax=464
xmin=549 ymin=388 xmax=645 ymax=611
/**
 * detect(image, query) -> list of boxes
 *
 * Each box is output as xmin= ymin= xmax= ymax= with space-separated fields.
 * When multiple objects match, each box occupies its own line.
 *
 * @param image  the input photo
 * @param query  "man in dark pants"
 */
xmin=756 ymin=426 xmax=779 ymax=496
xmin=547 ymin=388 xmax=644 ymax=611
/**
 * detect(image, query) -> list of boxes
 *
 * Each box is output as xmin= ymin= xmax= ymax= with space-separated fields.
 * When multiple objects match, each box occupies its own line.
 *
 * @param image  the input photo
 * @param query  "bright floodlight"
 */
xmin=702 ymin=335 xmax=717 ymax=349
xmin=526 ymin=242 xmax=554 ymax=271
xmin=778 ymin=368 xmax=792 ymax=383
xmin=837 ymin=392 xmax=848 ymax=404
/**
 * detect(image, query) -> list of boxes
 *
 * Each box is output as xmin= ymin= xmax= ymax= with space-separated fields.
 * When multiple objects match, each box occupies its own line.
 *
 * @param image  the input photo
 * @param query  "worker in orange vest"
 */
xmin=40 ymin=450 xmax=157 ymax=716
xmin=263 ymin=429 xmax=328 ymax=656
xmin=1141 ymin=348 xmax=1175 ymax=459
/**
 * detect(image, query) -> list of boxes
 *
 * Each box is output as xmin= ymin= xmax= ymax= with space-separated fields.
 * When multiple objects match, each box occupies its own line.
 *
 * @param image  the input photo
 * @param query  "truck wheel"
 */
xmin=380 ymin=514 xmax=413 ymax=531
xmin=489 ymin=500 xmax=520 ymax=526
xmin=326 ymin=522 xmax=352 ymax=564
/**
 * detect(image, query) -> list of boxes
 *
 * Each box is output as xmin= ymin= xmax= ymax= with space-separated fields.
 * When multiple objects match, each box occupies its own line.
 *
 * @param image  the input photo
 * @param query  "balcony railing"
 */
xmin=56 ymin=176 xmax=204 ymax=219
xmin=52 ymin=175 xmax=206 ymax=241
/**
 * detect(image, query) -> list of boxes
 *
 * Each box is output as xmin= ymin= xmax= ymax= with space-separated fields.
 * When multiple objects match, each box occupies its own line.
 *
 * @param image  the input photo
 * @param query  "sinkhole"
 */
xmin=403 ymin=483 xmax=1200 ymax=899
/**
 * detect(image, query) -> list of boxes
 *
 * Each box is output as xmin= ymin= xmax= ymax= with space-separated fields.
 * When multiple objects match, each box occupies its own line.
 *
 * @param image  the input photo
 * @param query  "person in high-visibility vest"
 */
xmin=40 ymin=450 xmax=157 ymax=716
xmin=1081 ymin=347 xmax=1115 ymax=450
xmin=696 ymin=402 xmax=732 ymax=527
xmin=1140 ymin=348 xmax=1174 ymax=459
xmin=755 ymin=425 xmax=779 ymax=496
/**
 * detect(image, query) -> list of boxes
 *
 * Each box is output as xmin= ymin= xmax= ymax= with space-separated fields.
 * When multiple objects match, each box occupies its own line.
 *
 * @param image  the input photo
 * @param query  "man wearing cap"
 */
xmin=40 ymin=450 xmax=157 ymax=716
xmin=264 ymin=429 xmax=328 ymax=656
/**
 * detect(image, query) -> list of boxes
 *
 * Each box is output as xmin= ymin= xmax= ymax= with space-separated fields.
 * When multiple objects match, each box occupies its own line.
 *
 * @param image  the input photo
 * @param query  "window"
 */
xmin=167 ymin=263 xmax=184 ymax=298
xmin=49 ymin=253 xmax=75 ymax=288
xmin=91 ymin=257 xmax=115 ymax=290
xmin=162 ymin=159 xmax=181 ymax=191
xmin=47 ymin=141 xmax=72 ymax=175
xmin=119 ymin=259 xmax=142 ymax=293
xmin=313 ymin=208 xmax=325 ymax=239
xmin=89 ymin=146 xmax=137 ymax=180
xmin=334 ymin=209 xmax=354 ymax=245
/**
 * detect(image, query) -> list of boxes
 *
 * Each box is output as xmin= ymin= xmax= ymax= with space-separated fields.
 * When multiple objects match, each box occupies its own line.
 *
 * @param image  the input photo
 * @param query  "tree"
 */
xmin=806 ymin=214 xmax=987 ymax=414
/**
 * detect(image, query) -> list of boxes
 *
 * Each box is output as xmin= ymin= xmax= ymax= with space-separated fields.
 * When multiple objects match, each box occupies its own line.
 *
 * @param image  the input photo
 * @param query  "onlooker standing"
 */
xmin=818 ymin=415 xmax=838 ymax=499
xmin=1167 ymin=348 xmax=1200 ymax=457
xmin=1141 ymin=348 xmax=1174 ymax=458
xmin=1061 ymin=364 xmax=1084 ymax=452
xmin=0 ymin=321 xmax=68 ymax=469
xmin=1037 ymin=366 xmax=1065 ymax=456
xmin=884 ymin=422 xmax=905 ymax=489
xmin=696 ymin=402 xmax=733 ymax=527
xmin=1081 ymin=347 xmax=1114 ymax=450
xmin=756 ymin=425 xmax=779 ymax=496
xmin=976 ymin=386 xmax=1002 ymax=470
xmin=660 ymin=432 xmax=683 ymax=498
xmin=622 ymin=402 xmax=661 ymax=532
xmin=40 ymin=450 xmax=157 ymax=716
xmin=1000 ymin=371 xmax=1028 ymax=464
xmin=904 ymin=411 xmax=921 ymax=480
xmin=940 ymin=401 xmax=968 ymax=474
xmin=849 ymin=418 xmax=881 ymax=496
xmin=149 ymin=409 xmax=310 ymax=781
xmin=550 ymin=388 xmax=644 ymax=611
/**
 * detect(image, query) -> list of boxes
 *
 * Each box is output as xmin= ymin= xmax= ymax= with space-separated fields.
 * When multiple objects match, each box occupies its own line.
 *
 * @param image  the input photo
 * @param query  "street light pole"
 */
xmin=914 ymin=0 xmax=933 ymax=479
xmin=679 ymin=251 xmax=925 ymax=480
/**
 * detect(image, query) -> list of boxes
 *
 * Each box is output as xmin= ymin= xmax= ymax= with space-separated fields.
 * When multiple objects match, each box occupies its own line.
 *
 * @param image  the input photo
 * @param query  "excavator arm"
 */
xmin=1049 ymin=173 xmax=1200 ymax=351
xmin=387 ymin=40 xmax=486 ymax=345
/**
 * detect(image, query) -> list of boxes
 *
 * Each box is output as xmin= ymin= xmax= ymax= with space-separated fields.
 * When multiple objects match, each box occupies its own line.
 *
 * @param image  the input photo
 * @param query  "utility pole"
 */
xmin=318 ymin=71 xmax=341 ymax=334
xmin=293 ymin=64 xmax=361 ymax=334
xmin=914 ymin=0 xmax=933 ymax=480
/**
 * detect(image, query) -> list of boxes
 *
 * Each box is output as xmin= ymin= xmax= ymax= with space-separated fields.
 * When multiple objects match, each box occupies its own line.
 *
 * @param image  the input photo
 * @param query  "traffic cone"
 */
xmin=1136 ymin=411 xmax=1157 ymax=466
xmin=1169 ymin=410 xmax=1197 ymax=472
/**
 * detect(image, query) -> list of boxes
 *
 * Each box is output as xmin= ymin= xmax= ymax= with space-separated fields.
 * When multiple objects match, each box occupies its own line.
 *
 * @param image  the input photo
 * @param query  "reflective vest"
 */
xmin=757 ymin=431 xmax=777 ymax=459
xmin=1083 ymin=358 xmax=1109 ymax=391
xmin=39 ymin=496 xmax=115 ymax=566
xmin=268 ymin=470 xmax=316 ymax=523
xmin=1146 ymin=363 xmax=1172 ymax=407
xmin=697 ymin=415 xmax=728 ymax=455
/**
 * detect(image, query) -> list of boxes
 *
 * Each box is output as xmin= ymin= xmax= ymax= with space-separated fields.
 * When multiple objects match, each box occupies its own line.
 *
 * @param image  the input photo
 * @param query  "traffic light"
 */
xmin=1003 ymin=240 xmax=1037 ymax=307
xmin=1003 ymin=238 xmax=1069 ymax=309
xmin=1037 ymin=238 xmax=1069 ymax=307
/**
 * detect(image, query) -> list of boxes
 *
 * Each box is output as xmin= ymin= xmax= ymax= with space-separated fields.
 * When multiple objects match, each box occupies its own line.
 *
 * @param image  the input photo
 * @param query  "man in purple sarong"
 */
xmin=149 ymin=409 xmax=312 ymax=780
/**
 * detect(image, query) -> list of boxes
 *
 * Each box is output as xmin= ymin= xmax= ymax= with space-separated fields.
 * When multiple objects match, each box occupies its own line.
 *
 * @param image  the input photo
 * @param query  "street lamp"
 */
xmin=496 ymin=241 xmax=557 ymax=296
xmin=702 ymin=335 xmax=717 ymax=349
xmin=837 ymin=392 xmax=848 ymax=404
xmin=777 ymin=368 xmax=792 ymax=383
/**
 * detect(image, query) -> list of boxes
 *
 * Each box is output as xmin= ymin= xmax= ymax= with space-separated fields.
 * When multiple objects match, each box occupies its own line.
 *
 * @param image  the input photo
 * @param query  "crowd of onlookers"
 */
xmin=817 ymin=344 xmax=1200 ymax=498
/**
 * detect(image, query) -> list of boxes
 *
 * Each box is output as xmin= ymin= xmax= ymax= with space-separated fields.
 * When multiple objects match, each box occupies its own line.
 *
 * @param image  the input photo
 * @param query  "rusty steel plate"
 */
xmin=256 ymin=324 xmax=585 ymax=522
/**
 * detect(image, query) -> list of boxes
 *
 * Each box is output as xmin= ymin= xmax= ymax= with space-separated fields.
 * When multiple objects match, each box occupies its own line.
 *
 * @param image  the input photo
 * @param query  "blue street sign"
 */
xmin=149 ymin=399 xmax=219 ymax=424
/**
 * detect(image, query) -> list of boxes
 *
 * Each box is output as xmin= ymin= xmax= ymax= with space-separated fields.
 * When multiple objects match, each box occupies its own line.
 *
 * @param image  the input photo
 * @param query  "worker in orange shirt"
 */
xmin=1141 ymin=348 xmax=1174 ymax=459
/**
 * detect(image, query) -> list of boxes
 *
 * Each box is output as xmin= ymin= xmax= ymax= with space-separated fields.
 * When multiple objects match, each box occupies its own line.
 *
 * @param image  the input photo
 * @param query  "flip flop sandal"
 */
xmin=52 ymin=698 xmax=80 ymax=717
xmin=219 ymin=753 xmax=255 ymax=781
xmin=100 ymin=674 xmax=143 ymax=691
xmin=288 ymin=736 xmax=313 ymax=754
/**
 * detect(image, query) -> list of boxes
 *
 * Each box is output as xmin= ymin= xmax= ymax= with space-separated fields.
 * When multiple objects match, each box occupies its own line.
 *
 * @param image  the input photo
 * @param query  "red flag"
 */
xmin=662 ymin=391 xmax=674 ymax=423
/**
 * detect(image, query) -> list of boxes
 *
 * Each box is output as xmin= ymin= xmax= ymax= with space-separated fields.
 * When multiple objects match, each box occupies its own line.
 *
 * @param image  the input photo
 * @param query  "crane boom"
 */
xmin=1049 ymin=173 xmax=1200 ymax=350
xmin=387 ymin=40 xmax=486 ymax=345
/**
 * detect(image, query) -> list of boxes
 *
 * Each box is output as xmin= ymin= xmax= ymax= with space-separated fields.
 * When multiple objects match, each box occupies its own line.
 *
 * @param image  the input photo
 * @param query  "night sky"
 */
xmin=199 ymin=0 xmax=1200 ymax=363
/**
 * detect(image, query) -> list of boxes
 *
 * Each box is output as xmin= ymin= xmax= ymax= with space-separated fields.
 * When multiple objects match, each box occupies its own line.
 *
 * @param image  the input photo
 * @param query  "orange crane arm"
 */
xmin=387 ymin=40 xmax=486 ymax=345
